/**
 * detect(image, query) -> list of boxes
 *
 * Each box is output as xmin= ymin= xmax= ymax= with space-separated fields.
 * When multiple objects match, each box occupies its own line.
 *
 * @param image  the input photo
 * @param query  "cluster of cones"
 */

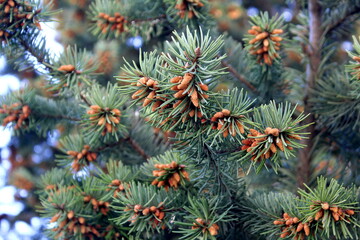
xmin=87 ymin=105 xmax=121 ymax=136
xmin=1 ymin=103 xmax=31 ymax=130
xmin=151 ymin=161 xmax=190 ymax=191
xmin=170 ymin=73 xmax=209 ymax=121
xmin=0 ymin=0 xmax=41 ymax=30
xmin=192 ymin=218 xmax=220 ymax=236
xmin=83 ymin=195 xmax=110 ymax=215
xmin=97 ymin=12 xmax=127 ymax=35
xmin=125 ymin=203 xmax=166 ymax=229
xmin=50 ymin=210 xmax=101 ymax=239
xmin=247 ymin=26 xmax=283 ymax=65
xmin=210 ymin=109 xmax=245 ymax=137
xmin=106 ymin=179 xmax=127 ymax=197
xmin=274 ymin=213 xmax=310 ymax=239
xmin=175 ymin=0 xmax=204 ymax=19
xmin=241 ymin=128 xmax=300 ymax=161
xmin=131 ymin=77 xmax=160 ymax=107
xmin=66 ymin=145 xmax=97 ymax=171
xmin=312 ymin=202 xmax=355 ymax=222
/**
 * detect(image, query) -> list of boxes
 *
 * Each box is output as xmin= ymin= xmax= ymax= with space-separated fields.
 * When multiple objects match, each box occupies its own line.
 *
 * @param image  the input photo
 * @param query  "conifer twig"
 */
xmin=324 ymin=5 xmax=360 ymax=35
xmin=18 ymin=37 xmax=51 ymax=70
xmin=126 ymin=136 xmax=150 ymax=160
xmin=40 ymin=114 xmax=81 ymax=121
xmin=80 ymin=93 xmax=92 ymax=107
xmin=94 ymin=139 xmax=125 ymax=152
xmin=131 ymin=14 xmax=166 ymax=23
xmin=93 ymin=136 xmax=149 ymax=160
xmin=221 ymin=60 xmax=258 ymax=94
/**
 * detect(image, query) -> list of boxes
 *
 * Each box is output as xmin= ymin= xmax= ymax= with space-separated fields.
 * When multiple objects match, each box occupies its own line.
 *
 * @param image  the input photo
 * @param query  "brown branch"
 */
xmin=94 ymin=139 xmax=125 ymax=152
xmin=93 ymin=136 xmax=149 ymax=160
xmin=131 ymin=14 xmax=166 ymax=24
xmin=297 ymin=0 xmax=322 ymax=188
xmin=18 ymin=37 xmax=51 ymax=70
xmin=40 ymin=114 xmax=81 ymax=121
xmin=126 ymin=136 xmax=150 ymax=160
xmin=80 ymin=93 xmax=92 ymax=107
xmin=221 ymin=60 xmax=258 ymax=94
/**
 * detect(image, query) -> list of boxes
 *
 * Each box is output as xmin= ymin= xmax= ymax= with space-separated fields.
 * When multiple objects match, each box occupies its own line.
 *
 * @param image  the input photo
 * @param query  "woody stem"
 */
xmin=297 ymin=0 xmax=322 ymax=188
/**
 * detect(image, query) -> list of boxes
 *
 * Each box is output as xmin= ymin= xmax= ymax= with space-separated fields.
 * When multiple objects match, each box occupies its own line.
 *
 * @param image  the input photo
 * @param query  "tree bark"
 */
xmin=297 ymin=0 xmax=322 ymax=188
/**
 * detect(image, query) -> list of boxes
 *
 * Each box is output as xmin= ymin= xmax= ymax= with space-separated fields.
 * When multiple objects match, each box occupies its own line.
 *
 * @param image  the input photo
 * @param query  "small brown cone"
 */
xmin=143 ymin=91 xmax=156 ymax=107
xmin=158 ymin=211 xmax=165 ymax=220
xmin=345 ymin=209 xmax=355 ymax=215
xmin=330 ymin=206 xmax=338 ymax=213
xmin=58 ymin=65 xmax=75 ymax=72
xmin=170 ymin=76 xmax=183 ymax=83
xmin=132 ymin=89 xmax=144 ymax=99
xmin=269 ymin=143 xmax=277 ymax=153
xmin=255 ymin=32 xmax=269 ymax=40
xmin=221 ymin=109 xmax=231 ymax=116
xmin=78 ymin=217 xmax=85 ymax=224
xmin=272 ymin=29 xmax=284 ymax=34
xmin=50 ymin=213 xmax=60 ymax=223
xmin=276 ymin=138 xmax=284 ymax=151
xmin=321 ymin=202 xmax=330 ymax=210
xmin=198 ymin=84 xmax=208 ymax=91
xmin=296 ymin=223 xmax=304 ymax=232
xmin=190 ymin=90 xmax=199 ymax=107
xmin=315 ymin=210 xmax=324 ymax=221
xmin=142 ymin=208 xmax=150 ymax=215
xmin=236 ymin=121 xmax=245 ymax=134
xmin=273 ymin=220 xmax=284 ymax=225
xmin=208 ymin=224 xmax=219 ymax=236
xmin=303 ymin=223 xmax=310 ymax=236
xmin=173 ymin=172 xmax=181 ymax=182
xmin=270 ymin=36 xmax=282 ymax=42
xmin=67 ymin=210 xmax=74 ymax=219
xmin=178 ymin=73 xmax=193 ymax=89
xmin=332 ymin=212 xmax=340 ymax=221
xmin=280 ymin=230 xmax=291 ymax=238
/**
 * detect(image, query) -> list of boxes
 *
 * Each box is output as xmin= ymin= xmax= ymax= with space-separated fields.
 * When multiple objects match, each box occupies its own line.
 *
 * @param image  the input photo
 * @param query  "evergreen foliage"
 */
xmin=1 ymin=0 xmax=360 ymax=239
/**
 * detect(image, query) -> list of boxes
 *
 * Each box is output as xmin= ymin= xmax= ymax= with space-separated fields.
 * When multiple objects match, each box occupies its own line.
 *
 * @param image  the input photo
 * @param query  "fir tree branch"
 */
xmin=39 ymin=114 xmax=81 ymax=121
xmin=94 ymin=139 xmax=125 ymax=152
xmin=80 ymin=93 xmax=92 ymax=107
xmin=221 ymin=60 xmax=258 ymax=94
xmin=18 ymin=37 xmax=51 ymax=70
xmin=324 ymin=5 xmax=360 ymax=35
xmin=204 ymin=143 xmax=231 ymax=195
xmin=297 ymin=0 xmax=322 ymax=188
xmin=93 ymin=136 xmax=149 ymax=160
xmin=131 ymin=14 xmax=166 ymax=23
xmin=126 ymin=136 xmax=150 ymax=160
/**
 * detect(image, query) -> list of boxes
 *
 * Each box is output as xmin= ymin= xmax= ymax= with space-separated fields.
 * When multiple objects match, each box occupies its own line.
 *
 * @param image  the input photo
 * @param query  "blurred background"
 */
xmin=0 ymin=0 xmax=356 ymax=239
